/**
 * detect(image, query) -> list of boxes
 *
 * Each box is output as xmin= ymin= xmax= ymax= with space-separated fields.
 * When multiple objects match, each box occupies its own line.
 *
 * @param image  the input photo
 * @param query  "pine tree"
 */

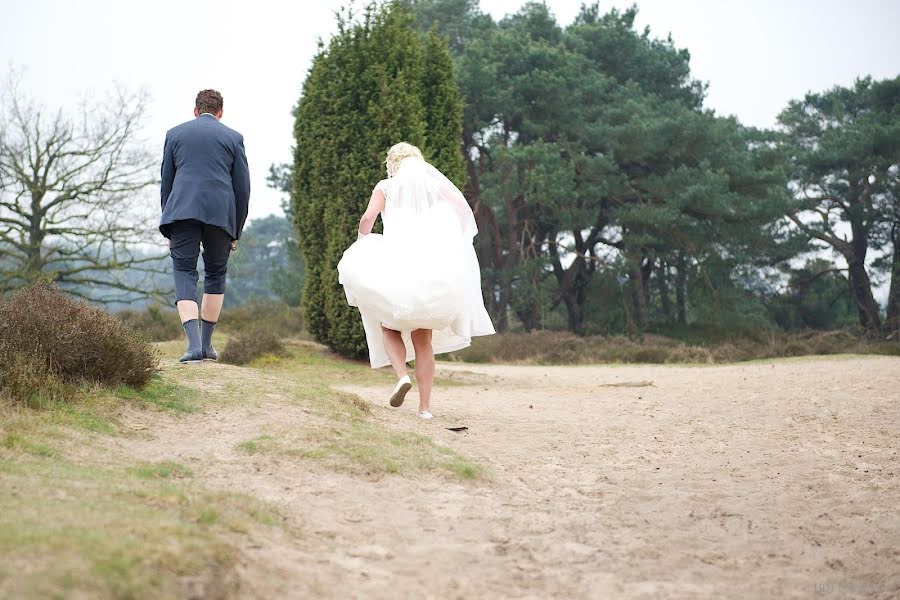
xmin=292 ymin=1 xmax=464 ymax=358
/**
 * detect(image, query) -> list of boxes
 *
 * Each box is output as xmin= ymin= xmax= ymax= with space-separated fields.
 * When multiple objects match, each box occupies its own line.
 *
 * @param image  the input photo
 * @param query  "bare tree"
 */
xmin=0 ymin=71 xmax=168 ymax=304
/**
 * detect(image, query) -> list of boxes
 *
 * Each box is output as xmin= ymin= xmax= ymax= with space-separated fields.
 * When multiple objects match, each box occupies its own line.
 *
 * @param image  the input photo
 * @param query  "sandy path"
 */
xmin=111 ymin=356 xmax=900 ymax=599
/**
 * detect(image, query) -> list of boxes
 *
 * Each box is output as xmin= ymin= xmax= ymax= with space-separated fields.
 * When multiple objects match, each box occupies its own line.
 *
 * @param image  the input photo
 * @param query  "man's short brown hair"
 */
xmin=195 ymin=89 xmax=224 ymax=115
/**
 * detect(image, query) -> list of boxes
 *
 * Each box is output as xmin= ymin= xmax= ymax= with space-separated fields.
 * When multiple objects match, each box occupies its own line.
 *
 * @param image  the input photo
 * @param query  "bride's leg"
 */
xmin=381 ymin=326 xmax=408 ymax=378
xmin=410 ymin=329 xmax=434 ymax=413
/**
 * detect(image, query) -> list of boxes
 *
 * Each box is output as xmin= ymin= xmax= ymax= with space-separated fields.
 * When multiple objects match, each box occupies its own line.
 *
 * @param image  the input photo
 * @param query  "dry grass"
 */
xmin=152 ymin=338 xmax=484 ymax=480
xmin=233 ymin=380 xmax=482 ymax=480
xmin=0 ymin=374 xmax=287 ymax=599
xmin=451 ymin=329 xmax=900 ymax=365
xmin=0 ymin=330 xmax=486 ymax=597
xmin=0 ymin=451 xmax=280 ymax=599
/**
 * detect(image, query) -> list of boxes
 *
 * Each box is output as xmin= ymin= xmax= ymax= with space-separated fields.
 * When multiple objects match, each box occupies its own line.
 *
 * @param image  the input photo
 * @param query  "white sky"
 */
xmin=1 ymin=0 xmax=898 ymax=225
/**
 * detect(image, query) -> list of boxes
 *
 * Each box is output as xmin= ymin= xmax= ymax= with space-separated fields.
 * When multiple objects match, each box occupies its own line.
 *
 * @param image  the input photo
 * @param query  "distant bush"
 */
xmin=116 ymin=305 xmax=183 ymax=342
xmin=114 ymin=301 xmax=305 ymax=342
xmin=451 ymin=329 xmax=899 ymax=365
xmin=0 ymin=283 xmax=158 ymax=405
xmin=220 ymin=301 xmax=304 ymax=337
xmin=220 ymin=327 xmax=286 ymax=366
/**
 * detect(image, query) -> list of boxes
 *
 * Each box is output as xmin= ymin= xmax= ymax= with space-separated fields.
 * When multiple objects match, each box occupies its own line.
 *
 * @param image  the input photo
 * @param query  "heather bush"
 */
xmin=220 ymin=301 xmax=304 ymax=336
xmin=116 ymin=305 xmax=183 ymax=342
xmin=0 ymin=283 xmax=158 ymax=405
xmin=450 ymin=329 xmax=899 ymax=365
xmin=220 ymin=327 xmax=286 ymax=366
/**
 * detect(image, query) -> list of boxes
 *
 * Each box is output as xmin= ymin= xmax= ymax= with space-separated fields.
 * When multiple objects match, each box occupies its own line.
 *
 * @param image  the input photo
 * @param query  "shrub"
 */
xmin=0 ymin=283 xmax=158 ymax=405
xmin=450 ymin=329 xmax=899 ymax=365
xmin=220 ymin=301 xmax=304 ymax=337
xmin=116 ymin=305 xmax=183 ymax=342
xmin=220 ymin=327 xmax=286 ymax=366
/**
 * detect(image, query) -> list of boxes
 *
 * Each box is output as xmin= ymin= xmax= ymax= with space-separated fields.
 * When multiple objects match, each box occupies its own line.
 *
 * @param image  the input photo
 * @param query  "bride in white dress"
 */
xmin=337 ymin=142 xmax=495 ymax=419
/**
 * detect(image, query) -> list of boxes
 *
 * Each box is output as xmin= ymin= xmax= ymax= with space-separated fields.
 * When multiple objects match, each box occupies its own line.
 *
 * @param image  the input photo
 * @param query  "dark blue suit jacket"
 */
xmin=159 ymin=114 xmax=250 ymax=240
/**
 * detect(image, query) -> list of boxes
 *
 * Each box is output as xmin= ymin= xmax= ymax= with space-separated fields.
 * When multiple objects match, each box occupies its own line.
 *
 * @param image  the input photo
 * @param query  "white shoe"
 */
xmin=389 ymin=375 xmax=412 ymax=407
xmin=418 ymin=411 xmax=433 ymax=420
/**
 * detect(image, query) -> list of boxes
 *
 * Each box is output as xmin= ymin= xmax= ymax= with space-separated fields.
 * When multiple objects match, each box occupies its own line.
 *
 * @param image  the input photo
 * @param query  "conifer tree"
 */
xmin=292 ymin=1 xmax=464 ymax=358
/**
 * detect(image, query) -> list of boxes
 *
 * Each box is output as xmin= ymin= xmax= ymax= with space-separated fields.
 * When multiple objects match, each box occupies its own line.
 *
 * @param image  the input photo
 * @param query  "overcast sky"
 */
xmin=1 ymin=0 xmax=898 ymax=223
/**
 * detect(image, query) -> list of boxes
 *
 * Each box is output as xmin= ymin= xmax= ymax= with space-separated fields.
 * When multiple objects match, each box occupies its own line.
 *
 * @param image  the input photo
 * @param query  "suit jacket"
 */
xmin=159 ymin=114 xmax=250 ymax=240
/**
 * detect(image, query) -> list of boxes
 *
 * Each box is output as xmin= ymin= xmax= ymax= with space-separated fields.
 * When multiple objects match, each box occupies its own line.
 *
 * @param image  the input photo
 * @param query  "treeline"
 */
xmin=407 ymin=0 xmax=899 ymax=335
xmin=289 ymin=1 xmax=898 ymax=358
xmin=1 ymin=213 xmax=303 ymax=311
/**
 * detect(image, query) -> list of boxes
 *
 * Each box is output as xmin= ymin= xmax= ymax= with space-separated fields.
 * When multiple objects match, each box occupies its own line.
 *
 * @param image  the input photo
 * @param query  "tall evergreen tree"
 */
xmin=292 ymin=1 xmax=463 ymax=358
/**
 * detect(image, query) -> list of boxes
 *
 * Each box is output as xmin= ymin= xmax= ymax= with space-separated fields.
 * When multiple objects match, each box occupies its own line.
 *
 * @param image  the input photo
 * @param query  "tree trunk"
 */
xmin=886 ymin=222 xmax=900 ymax=335
xmin=657 ymin=260 xmax=673 ymax=321
xmin=514 ymin=301 xmax=541 ymax=332
xmin=675 ymin=253 xmax=688 ymax=325
xmin=843 ymin=218 xmax=881 ymax=331
xmin=640 ymin=256 xmax=654 ymax=324
xmin=628 ymin=258 xmax=649 ymax=329
xmin=548 ymin=233 xmax=592 ymax=334
xmin=843 ymin=189 xmax=882 ymax=331
xmin=562 ymin=290 xmax=584 ymax=333
xmin=847 ymin=259 xmax=882 ymax=331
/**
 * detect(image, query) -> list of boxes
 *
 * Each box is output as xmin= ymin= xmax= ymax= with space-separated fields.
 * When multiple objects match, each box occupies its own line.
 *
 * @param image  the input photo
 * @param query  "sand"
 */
xmin=112 ymin=355 xmax=900 ymax=599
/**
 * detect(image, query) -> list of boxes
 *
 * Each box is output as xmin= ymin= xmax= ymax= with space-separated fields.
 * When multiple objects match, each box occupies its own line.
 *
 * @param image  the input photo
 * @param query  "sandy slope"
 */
xmin=112 ymin=356 xmax=899 ymax=599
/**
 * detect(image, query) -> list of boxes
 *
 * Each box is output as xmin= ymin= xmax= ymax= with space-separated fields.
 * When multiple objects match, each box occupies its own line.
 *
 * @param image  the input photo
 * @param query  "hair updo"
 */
xmin=385 ymin=142 xmax=424 ymax=177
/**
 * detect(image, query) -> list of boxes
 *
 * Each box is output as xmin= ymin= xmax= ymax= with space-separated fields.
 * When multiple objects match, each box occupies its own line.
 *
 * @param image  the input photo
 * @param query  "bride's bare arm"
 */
xmin=358 ymin=187 xmax=386 ymax=236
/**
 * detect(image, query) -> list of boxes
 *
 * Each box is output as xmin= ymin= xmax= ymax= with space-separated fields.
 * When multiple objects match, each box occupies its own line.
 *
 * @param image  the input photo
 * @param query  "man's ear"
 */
xmin=216 ymin=109 xmax=224 ymax=119
xmin=193 ymin=107 xmax=200 ymax=117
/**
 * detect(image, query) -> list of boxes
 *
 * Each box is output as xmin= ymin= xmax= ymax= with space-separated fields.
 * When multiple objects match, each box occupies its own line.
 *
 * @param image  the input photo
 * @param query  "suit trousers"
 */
xmin=168 ymin=219 xmax=233 ymax=304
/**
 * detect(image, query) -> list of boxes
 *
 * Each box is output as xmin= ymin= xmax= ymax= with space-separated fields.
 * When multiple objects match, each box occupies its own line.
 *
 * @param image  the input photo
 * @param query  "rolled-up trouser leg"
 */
xmin=169 ymin=220 xmax=203 ymax=304
xmin=200 ymin=224 xmax=233 ymax=295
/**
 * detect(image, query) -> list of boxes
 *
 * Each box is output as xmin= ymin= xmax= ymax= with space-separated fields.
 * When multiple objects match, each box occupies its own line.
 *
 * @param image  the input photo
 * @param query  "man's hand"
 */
xmin=231 ymin=239 xmax=238 ymax=251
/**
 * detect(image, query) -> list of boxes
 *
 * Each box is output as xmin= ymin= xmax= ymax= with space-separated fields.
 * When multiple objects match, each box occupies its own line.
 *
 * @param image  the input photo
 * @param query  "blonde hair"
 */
xmin=385 ymin=142 xmax=423 ymax=177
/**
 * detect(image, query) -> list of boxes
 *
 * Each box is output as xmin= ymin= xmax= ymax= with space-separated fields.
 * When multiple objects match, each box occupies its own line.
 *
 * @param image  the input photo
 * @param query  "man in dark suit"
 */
xmin=160 ymin=89 xmax=250 ymax=363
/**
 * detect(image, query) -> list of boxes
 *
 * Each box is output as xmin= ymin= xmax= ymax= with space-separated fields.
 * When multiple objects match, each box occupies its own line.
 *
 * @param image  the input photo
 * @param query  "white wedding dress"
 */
xmin=337 ymin=157 xmax=495 ymax=368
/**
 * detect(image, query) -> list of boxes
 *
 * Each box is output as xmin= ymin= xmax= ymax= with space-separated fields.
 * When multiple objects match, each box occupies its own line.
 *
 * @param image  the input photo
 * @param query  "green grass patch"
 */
xmin=234 ymin=383 xmax=483 ymax=480
xmin=294 ymin=423 xmax=484 ymax=479
xmin=2 ymin=432 xmax=58 ymax=458
xmin=237 ymin=434 xmax=276 ymax=454
xmin=113 ymin=376 xmax=200 ymax=413
xmin=222 ymin=342 xmax=484 ymax=480
xmin=0 ymin=451 xmax=288 ymax=599
xmin=48 ymin=399 xmax=118 ymax=435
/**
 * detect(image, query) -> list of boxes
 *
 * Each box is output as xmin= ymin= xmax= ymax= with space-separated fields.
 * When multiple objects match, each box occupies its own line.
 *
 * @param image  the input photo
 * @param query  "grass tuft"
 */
xmin=131 ymin=461 xmax=194 ymax=480
xmin=113 ymin=377 xmax=201 ymax=413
